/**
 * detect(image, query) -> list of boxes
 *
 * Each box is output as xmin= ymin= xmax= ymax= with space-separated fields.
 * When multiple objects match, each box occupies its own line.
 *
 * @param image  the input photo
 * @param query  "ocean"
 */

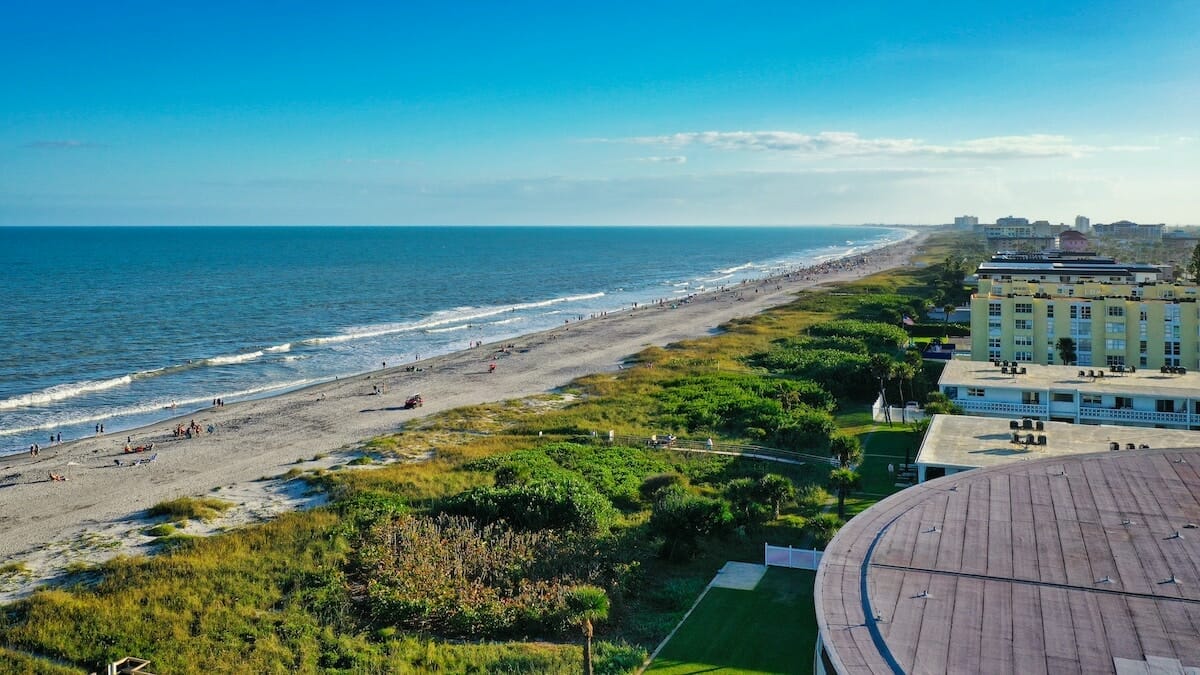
xmin=0 ymin=225 xmax=908 ymax=456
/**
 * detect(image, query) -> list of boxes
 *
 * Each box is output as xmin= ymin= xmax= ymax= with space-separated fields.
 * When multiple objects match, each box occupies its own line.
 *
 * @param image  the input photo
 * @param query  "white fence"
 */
xmin=871 ymin=396 xmax=927 ymax=424
xmin=764 ymin=543 xmax=823 ymax=570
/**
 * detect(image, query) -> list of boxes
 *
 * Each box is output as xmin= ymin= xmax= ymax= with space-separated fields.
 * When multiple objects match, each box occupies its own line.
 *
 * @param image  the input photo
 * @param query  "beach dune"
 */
xmin=0 ymin=233 xmax=923 ymax=599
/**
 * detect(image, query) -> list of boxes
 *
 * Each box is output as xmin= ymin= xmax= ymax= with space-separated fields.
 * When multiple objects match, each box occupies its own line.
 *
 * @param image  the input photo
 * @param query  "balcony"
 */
xmin=957 ymin=399 xmax=1048 ymax=417
xmin=1078 ymin=407 xmax=1189 ymax=426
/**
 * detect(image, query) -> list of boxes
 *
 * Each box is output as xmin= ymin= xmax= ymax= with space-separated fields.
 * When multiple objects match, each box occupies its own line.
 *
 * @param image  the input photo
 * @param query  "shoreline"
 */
xmin=0 ymin=228 xmax=916 ymax=456
xmin=0 ymin=229 xmax=927 ymax=601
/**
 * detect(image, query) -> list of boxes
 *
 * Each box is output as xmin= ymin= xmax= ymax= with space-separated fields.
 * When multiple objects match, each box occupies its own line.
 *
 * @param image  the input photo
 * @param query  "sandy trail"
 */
xmin=0 ymin=231 xmax=927 ymax=600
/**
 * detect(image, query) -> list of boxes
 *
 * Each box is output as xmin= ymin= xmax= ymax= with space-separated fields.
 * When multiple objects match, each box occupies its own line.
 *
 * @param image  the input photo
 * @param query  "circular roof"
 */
xmin=815 ymin=447 xmax=1200 ymax=674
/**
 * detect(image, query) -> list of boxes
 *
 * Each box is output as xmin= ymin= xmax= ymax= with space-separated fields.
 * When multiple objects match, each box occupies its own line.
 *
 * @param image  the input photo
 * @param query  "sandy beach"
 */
xmin=0 ymin=230 xmax=927 ymax=600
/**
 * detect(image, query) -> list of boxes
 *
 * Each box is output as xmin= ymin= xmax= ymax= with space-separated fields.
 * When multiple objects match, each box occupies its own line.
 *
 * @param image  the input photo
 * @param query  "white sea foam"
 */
xmin=0 ymin=378 xmax=313 ymax=437
xmin=0 ymin=375 xmax=134 ymax=410
xmin=265 ymin=343 xmax=292 ymax=353
xmin=205 ymin=350 xmax=265 ymax=366
xmin=716 ymin=262 xmax=757 ymax=274
xmin=303 ymin=292 xmax=606 ymax=345
xmin=425 ymin=324 xmax=473 ymax=334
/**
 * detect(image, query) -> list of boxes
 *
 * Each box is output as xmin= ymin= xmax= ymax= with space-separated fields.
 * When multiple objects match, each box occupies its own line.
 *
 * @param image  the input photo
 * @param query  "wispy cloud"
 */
xmin=632 ymin=155 xmax=687 ymax=164
xmin=23 ymin=139 xmax=105 ymax=150
xmin=617 ymin=131 xmax=1150 ymax=159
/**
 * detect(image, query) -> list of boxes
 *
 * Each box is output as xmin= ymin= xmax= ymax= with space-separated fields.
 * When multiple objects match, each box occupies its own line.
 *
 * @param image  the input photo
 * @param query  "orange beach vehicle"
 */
xmin=403 ymin=394 xmax=423 ymax=409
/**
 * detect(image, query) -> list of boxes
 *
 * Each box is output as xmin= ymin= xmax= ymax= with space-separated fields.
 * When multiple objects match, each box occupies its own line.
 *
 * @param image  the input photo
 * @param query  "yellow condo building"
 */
xmin=970 ymin=252 xmax=1200 ymax=369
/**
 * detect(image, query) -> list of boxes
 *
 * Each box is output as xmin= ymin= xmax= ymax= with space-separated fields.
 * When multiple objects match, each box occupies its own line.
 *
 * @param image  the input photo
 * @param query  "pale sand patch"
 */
xmin=0 ymin=231 xmax=928 ymax=601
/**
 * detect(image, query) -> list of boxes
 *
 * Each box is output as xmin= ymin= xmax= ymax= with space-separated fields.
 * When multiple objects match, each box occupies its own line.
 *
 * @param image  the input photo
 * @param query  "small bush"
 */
xmin=805 ymin=512 xmax=843 ymax=548
xmin=144 ymin=523 xmax=177 ymax=537
xmin=147 ymin=496 xmax=234 ymax=522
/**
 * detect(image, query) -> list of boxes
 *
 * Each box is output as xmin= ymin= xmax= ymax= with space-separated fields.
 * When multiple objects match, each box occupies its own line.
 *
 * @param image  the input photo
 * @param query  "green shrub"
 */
xmin=649 ymin=492 xmax=733 ymax=560
xmin=805 ymin=512 xmax=843 ymax=548
xmin=144 ymin=523 xmax=177 ymax=537
xmin=441 ymin=477 xmax=615 ymax=533
xmin=639 ymin=472 xmax=686 ymax=503
xmin=806 ymin=319 xmax=909 ymax=350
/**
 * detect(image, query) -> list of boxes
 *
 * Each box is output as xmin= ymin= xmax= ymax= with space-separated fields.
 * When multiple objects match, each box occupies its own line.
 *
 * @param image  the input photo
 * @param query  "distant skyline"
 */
xmin=2 ymin=1 xmax=1197 ymax=226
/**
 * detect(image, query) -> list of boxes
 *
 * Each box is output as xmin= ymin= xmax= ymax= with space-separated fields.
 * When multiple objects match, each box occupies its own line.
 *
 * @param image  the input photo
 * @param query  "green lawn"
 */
xmin=646 ymin=567 xmax=817 ymax=675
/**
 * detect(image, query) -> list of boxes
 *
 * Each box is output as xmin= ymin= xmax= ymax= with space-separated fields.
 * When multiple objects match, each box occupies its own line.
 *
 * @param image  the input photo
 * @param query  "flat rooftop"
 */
xmin=816 ymin=448 xmax=1200 ymax=674
xmin=917 ymin=414 xmax=1200 ymax=471
xmin=940 ymin=359 xmax=1200 ymax=399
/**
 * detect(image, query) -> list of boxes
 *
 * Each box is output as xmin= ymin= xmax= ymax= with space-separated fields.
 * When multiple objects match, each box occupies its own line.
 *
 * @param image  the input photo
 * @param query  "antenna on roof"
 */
xmin=1097 ymin=576 xmax=1114 ymax=584
xmin=1121 ymin=518 xmax=1135 ymax=526
xmin=914 ymin=590 xmax=931 ymax=599
xmin=1162 ymin=575 xmax=1181 ymax=585
xmin=1167 ymin=531 xmax=1183 ymax=540
xmin=924 ymin=526 xmax=940 ymax=534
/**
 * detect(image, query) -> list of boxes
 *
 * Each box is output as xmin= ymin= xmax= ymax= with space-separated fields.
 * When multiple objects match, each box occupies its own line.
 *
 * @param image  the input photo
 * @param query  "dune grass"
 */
xmin=146 ymin=496 xmax=234 ymax=522
xmin=0 ymin=231 xmax=963 ymax=674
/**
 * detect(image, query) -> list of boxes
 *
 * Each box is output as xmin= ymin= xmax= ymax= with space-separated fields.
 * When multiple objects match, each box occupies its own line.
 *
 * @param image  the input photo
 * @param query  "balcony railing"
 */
xmin=957 ymin=400 xmax=1048 ymax=417
xmin=1078 ymin=407 xmax=1189 ymax=426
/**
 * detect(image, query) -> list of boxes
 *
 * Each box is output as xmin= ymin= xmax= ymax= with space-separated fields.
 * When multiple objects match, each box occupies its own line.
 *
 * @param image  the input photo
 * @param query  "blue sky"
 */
xmin=2 ymin=1 xmax=1197 ymax=225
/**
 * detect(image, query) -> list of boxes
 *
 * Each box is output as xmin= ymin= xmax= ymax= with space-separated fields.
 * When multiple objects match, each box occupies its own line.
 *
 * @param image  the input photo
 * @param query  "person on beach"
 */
xmin=49 ymin=472 xmax=67 ymax=482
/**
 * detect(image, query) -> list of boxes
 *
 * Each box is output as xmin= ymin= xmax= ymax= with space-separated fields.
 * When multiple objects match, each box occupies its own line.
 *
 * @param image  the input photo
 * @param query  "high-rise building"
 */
xmin=967 ymin=251 xmax=1200 ymax=369
xmin=1074 ymin=215 xmax=1090 ymax=232
xmin=953 ymin=215 xmax=978 ymax=228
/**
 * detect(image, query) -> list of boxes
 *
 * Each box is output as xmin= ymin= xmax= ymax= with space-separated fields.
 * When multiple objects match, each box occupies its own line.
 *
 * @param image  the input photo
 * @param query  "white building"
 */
xmin=938 ymin=359 xmax=1200 ymax=429
xmin=1075 ymin=214 xmax=1090 ymax=232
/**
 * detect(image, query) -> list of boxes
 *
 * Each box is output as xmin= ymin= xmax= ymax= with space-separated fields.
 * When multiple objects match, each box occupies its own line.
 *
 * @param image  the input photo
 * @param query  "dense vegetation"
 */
xmin=0 ymin=230 xmax=972 ymax=674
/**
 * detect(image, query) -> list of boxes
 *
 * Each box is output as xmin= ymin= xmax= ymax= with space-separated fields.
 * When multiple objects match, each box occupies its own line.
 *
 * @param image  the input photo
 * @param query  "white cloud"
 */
xmin=619 ymin=131 xmax=1150 ymax=159
xmin=632 ymin=155 xmax=687 ymax=164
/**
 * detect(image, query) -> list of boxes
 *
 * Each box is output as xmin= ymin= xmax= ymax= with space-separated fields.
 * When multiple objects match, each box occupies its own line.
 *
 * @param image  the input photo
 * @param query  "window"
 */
xmin=1105 ymin=322 xmax=1125 ymax=334
xmin=1140 ymin=308 xmax=1148 ymax=321
xmin=1014 ymin=351 xmax=1033 ymax=362
xmin=1015 ymin=302 xmax=1033 ymax=314
xmin=1107 ymin=306 xmax=1125 ymax=317
xmin=1014 ymin=335 xmax=1033 ymax=347
xmin=1115 ymin=396 xmax=1133 ymax=409
xmin=967 ymin=387 xmax=985 ymax=397
xmin=1052 ymin=392 xmax=1074 ymax=403
xmin=1106 ymin=354 xmax=1125 ymax=367
xmin=1046 ymin=304 xmax=1055 ymax=318
xmin=1156 ymin=399 xmax=1176 ymax=413
xmin=944 ymin=386 xmax=958 ymax=399
xmin=1140 ymin=340 xmax=1148 ymax=353
xmin=1105 ymin=339 xmax=1126 ymax=350
xmin=989 ymin=302 xmax=1002 ymax=317
xmin=1140 ymin=356 xmax=1149 ymax=367
xmin=988 ymin=337 xmax=1002 ymax=348
xmin=1070 ymin=304 xmax=1092 ymax=319
xmin=1165 ymin=342 xmax=1182 ymax=356
xmin=1082 ymin=394 xmax=1102 ymax=406
xmin=1077 ymin=339 xmax=1092 ymax=352
xmin=1022 ymin=391 xmax=1041 ymax=404
xmin=1014 ymin=319 xmax=1033 ymax=330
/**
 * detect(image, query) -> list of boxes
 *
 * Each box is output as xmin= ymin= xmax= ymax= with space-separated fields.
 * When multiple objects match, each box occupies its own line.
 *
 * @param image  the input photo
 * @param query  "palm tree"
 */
xmin=894 ymin=362 xmax=916 ymax=414
xmin=869 ymin=354 xmax=896 ymax=425
xmin=829 ymin=433 xmax=863 ymax=469
xmin=566 ymin=585 xmax=610 ymax=675
xmin=829 ymin=467 xmax=862 ymax=519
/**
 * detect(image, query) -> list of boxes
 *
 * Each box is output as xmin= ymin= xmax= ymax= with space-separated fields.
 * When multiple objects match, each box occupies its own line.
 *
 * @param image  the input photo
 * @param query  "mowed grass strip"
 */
xmin=647 ymin=567 xmax=817 ymax=675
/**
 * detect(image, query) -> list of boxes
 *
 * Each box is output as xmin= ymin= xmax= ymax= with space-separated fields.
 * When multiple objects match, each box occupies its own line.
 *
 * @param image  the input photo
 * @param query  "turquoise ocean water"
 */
xmin=0 ymin=226 xmax=907 ymax=456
